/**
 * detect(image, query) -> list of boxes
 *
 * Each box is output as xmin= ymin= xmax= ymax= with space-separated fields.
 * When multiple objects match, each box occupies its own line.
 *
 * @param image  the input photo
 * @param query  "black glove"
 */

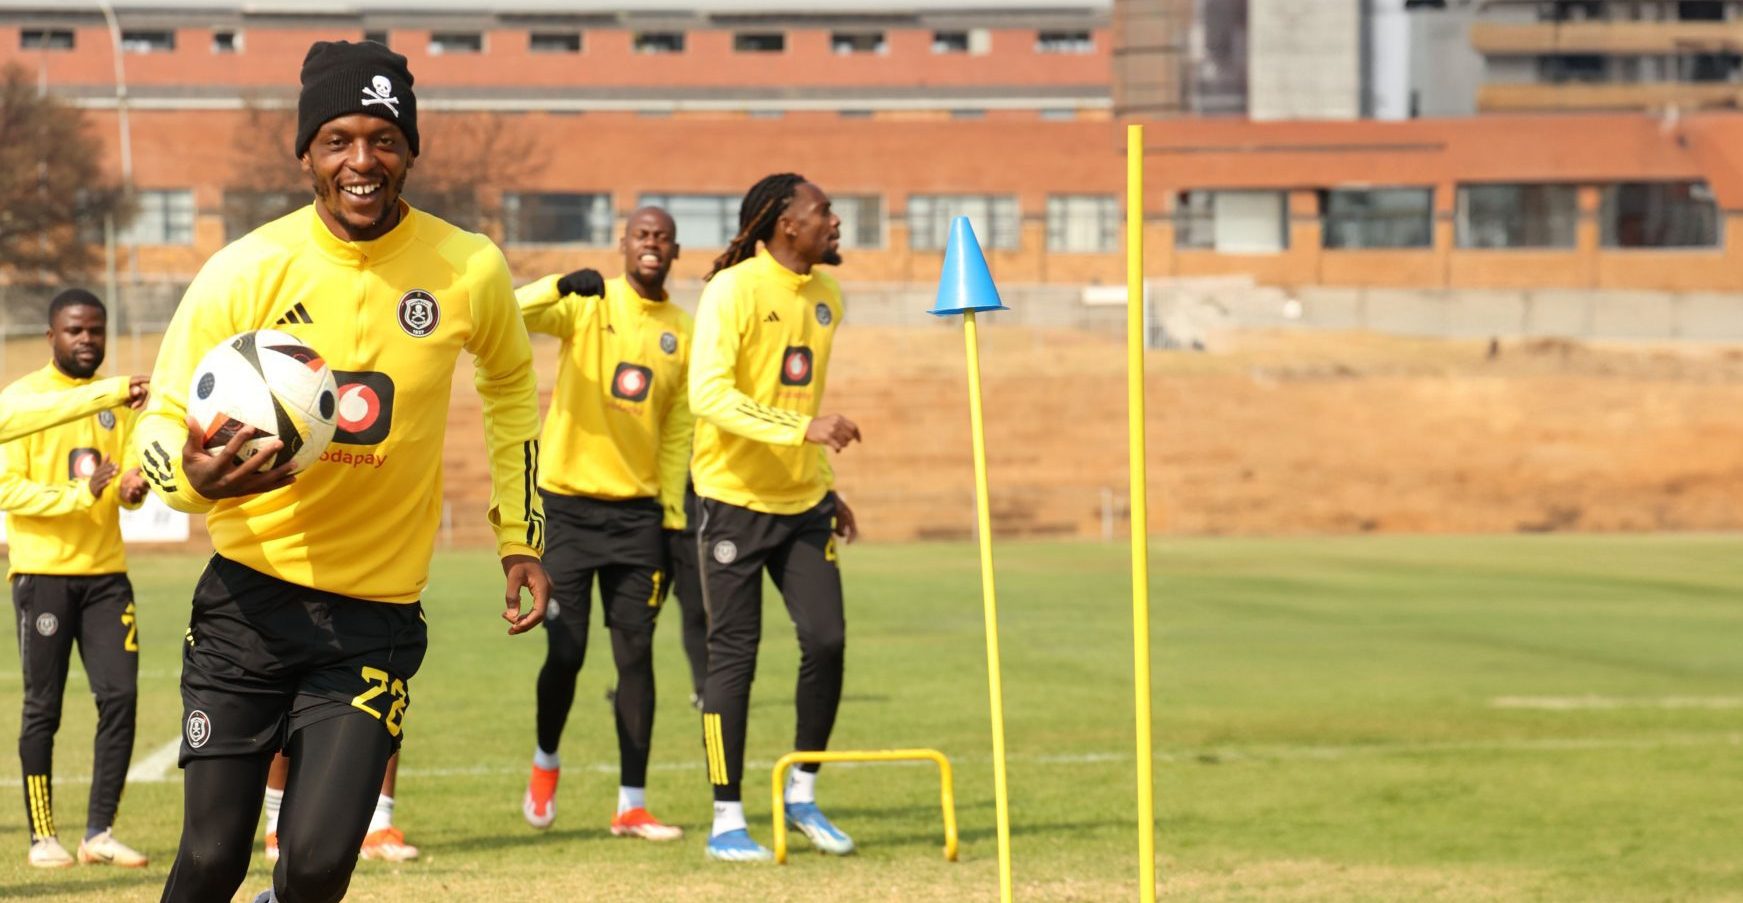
xmin=556 ymin=268 xmax=605 ymax=298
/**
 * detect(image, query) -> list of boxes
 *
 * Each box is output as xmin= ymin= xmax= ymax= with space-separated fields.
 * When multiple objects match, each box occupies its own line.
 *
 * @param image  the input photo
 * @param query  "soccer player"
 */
xmin=517 ymin=206 xmax=691 ymax=842
xmin=262 ymin=751 xmax=417 ymax=863
xmin=0 ymin=374 xmax=148 ymax=444
xmin=137 ymin=40 xmax=549 ymax=903
xmin=690 ymin=174 xmax=862 ymax=862
xmin=3 ymin=289 xmax=149 ymax=869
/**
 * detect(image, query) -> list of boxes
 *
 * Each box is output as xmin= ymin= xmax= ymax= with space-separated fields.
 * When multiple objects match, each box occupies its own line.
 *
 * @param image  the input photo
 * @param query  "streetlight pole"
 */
xmin=96 ymin=1 xmax=138 ymax=370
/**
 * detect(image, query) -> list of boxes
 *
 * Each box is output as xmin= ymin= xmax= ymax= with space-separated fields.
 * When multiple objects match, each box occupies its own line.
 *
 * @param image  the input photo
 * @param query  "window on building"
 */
xmin=1679 ymin=1 xmax=1725 ymax=22
xmin=212 ymin=31 xmax=239 ymax=53
xmin=123 ymin=190 xmax=195 ymax=245
xmin=1174 ymin=191 xmax=1289 ymax=253
xmin=1035 ymin=30 xmax=1094 ymax=54
xmin=1684 ymin=52 xmax=1740 ymax=82
xmin=120 ymin=30 xmax=175 ymax=53
xmin=1046 ymin=195 xmax=1119 ymax=253
xmin=839 ymin=109 xmax=873 ymax=119
xmin=1040 ymin=109 xmax=1077 ymax=121
xmin=638 ymin=194 xmax=738 ymax=247
xmin=1538 ymin=54 xmax=1607 ymax=83
xmin=429 ymin=32 xmax=483 ymax=54
xmin=734 ymin=32 xmax=785 ymax=53
xmin=748 ymin=110 xmax=784 ymax=119
xmin=502 ymin=193 xmax=613 ymax=246
xmin=222 ymin=190 xmax=303 ymax=242
xmin=833 ymin=195 xmax=884 ymax=249
xmin=1456 ymin=184 xmax=1577 ymax=249
xmin=634 ymin=31 xmax=685 ymax=54
xmin=530 ymin=32 xmax=581 ymax=53
xmin=364 ymin=30 xmax=389 ymax=47
xmin=1538 ymin=1 xmax=1604 ymax=21
xmin=1601 ymin=181 xmax=1721 ymax=248
xmin=950 ymin=109 xmax=986 ymax=120
xmin=932 ymin=30 xmax=968 ymax=53
xmin=21 ymin=29 xmax=74 ymax=50
xmin=831 ymin=32 xmax=886 ymax=54
xmin=908 ymin=195 xmax=1021 ymax=251
xmin=1321 ymin=188 xmax=1434 ymax=250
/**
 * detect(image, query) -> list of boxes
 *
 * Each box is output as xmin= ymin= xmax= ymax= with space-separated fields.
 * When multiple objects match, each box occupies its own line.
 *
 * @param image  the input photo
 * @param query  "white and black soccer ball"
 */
xmin=186 ymin=329 xmax=338 ymax=475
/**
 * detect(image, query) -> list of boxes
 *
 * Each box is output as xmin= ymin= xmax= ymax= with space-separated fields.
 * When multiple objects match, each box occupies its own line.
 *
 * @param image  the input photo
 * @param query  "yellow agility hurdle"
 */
xmin=770 ymin=749 xmax=959 ymax=865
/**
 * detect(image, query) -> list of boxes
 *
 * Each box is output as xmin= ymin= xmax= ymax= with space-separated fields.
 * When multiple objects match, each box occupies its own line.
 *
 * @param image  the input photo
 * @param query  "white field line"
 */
xmin=1491 ymin=695 xmax=1743 ymax=710
xmin=124 ymin=736 xmax=184 ymax=783
xmin=12 ymin=731 xmax=1737 ymax=789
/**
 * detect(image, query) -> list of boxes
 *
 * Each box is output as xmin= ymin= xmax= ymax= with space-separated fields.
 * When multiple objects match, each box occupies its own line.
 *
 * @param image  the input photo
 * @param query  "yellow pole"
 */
xmin=963 ymin=310 xmax=1014 ymax=902
xmin=1127 ymin=123 xmax=1157 ymax=901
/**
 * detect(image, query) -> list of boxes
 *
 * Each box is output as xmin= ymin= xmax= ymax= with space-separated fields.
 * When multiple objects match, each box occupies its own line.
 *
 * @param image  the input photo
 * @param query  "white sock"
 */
xmin=785 ymin=768 xmax=817 ymax=805
xmin=367 ymin=794 xmax=394 ymax=834
xmin=533 ymin=746 xmax=560 ymax=770
xmin=711 ymin=801 xmax=747 ymax=837
xmin=263 ymin=787 xmax=283 ymax=834
xmin=617 ymin=786 xmax=645 ymax=814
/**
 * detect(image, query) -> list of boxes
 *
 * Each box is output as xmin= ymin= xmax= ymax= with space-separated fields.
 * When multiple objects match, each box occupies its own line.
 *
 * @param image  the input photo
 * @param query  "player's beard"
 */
xmin=822 ymin=249 xmax=843 ymax=267
xmin=55 ymin=346 xmax=102 ymax=380
xmin=309 ymin=167 xmax=410 ymax=236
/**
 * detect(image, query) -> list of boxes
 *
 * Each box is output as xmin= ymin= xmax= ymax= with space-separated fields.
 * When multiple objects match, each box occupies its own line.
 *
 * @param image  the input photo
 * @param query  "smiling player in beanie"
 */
xmin=140 ymin=40 xmax=549 ymax=903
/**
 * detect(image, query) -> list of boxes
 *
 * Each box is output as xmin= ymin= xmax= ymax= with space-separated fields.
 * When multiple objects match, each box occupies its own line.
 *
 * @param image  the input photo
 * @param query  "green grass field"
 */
xmin=1 ymin=534 xmax=1740 ymax=901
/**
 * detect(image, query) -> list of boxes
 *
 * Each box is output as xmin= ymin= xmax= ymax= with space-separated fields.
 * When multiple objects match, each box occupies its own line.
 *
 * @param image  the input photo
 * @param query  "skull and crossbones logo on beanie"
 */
xmin=294 ymin=40 xmax=419 ymax=158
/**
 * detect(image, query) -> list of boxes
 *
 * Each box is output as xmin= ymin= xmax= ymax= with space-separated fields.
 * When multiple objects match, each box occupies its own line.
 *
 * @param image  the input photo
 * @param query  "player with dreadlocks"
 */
xmin=689 ymin=173 xmax=862 ymax=861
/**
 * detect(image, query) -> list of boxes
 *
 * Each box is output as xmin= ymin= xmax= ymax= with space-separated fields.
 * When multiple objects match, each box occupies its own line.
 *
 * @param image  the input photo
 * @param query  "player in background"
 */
xmin=137 ymin=40 xmax=549 ymax=903
xmin=262 ymin=751 xmax=417 ymax=863
xmin=0 ymin=374 xmax=148 ymax=444
xmin=2 ymin=289 xmax=149 ymax=868
xmin=517 ymin=206 xmax=691 ymax=841
xmin=690 ymin=174 xmax=862 ymax=862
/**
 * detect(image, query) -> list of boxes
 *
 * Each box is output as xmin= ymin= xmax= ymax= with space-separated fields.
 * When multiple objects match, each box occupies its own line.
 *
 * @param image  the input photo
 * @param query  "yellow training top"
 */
xmin=518 ymin=274 xmax=693 ymax=529
xmin=135 ymin=203 xmax=544 ymax=603
xmin=0 ymin=366 xmax=139 ymax=577
xmin=688 ymin=250 xmax=842 ymax=515
xmin=0 ymin=376 xmax=134 ymax=445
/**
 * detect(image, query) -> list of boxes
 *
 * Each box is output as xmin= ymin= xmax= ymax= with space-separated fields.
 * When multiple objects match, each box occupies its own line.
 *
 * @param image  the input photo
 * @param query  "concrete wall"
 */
xmin=1248 ymin=0 xmax=1361 ymax=120
xmin=1407 ymin=0 xmax=1482 ymax=117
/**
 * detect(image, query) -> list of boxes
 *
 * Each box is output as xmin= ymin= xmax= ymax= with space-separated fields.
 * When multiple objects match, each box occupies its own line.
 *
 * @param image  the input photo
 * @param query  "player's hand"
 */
xmin=118 ymin=468 xmax=148 ymax=506
xmin=126 ymin=376 xmax=150 ymax=410
xmin=832 ymin=493 xmax=858 ymax=544
xmin=88 ymin=458 xmax=120 ymax=500
xmin=501 ymin=554 xmax=550 ymax=635
xmin=555 ymin=268 xmax=605 ymax=298
xmin=805 ymin=414 xmax=861 ymax=452
xmin=182 ymin=416 xmax=296 ymax=500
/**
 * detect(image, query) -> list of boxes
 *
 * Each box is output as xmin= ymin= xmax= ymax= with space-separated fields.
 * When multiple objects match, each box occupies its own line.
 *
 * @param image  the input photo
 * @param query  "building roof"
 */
xmin=0 ymin=0 xmax=1108 ymax=13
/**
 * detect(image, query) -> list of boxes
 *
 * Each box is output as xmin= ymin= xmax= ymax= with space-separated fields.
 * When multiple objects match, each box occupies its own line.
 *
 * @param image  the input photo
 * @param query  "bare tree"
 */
xmin=224 ymin=96 xmax=547 ymax=240
xmin=0 ymin=64 xmax=130 ymax=282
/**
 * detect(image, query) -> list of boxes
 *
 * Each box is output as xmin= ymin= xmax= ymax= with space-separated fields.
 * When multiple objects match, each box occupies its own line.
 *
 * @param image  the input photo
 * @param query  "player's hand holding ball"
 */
xmin=556 ymin=268 xmax=605 ymax=298
xmin=182 ymin=329 xmax=340 ymax=500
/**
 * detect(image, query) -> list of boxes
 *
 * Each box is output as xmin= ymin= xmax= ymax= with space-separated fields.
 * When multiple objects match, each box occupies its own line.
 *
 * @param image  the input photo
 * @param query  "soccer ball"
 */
xmin=186 ymin=329 xmax=338 ymax=475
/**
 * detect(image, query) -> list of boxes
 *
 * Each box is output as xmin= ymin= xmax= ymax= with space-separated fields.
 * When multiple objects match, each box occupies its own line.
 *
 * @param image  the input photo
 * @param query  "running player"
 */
xmin=138 ymin=40 xmax=549 ymax=903
xmin=668 ymin=481 xmax=707 ymax=707
xmin=518 ymin=206 xmax=690 ymax=842
xmin=690 ymin=174 xmax=862 ymax=862
xmin=3 ymin=289 xmax=149 ymax=869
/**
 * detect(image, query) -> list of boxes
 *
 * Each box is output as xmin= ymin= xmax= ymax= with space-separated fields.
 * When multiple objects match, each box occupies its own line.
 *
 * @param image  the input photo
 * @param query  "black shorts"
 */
xmin=177 ymin=555 xmax=427 ymax=764
xmin=541 ymin=490 xmax=668 ymax=633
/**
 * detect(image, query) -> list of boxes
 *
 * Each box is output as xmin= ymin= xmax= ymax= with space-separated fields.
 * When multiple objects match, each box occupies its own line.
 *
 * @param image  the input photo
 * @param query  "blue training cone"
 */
xmin=930 ymin=217 xmax=1009 ymax=316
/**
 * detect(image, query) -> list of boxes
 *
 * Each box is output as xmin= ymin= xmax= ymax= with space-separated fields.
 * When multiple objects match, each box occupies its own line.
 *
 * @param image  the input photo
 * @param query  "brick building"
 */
xmin=4 ymin=0 xmax=1743 ymax=294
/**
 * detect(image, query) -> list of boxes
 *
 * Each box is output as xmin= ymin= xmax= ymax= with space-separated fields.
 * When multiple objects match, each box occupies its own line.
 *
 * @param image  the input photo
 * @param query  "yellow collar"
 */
xmin=307 ymin=200 xmax=418 ymax=267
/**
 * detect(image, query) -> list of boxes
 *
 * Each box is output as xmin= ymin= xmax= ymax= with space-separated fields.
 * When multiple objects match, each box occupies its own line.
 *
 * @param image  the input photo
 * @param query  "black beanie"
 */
xmin=294 ymin=40 xmax=419 ymax=158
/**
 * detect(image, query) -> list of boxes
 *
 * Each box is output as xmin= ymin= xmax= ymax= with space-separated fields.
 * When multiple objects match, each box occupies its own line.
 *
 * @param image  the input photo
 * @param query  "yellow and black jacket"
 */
xmin=689 ymin=250 xmax=842 ymax=515
xmin=0 ymin=365 xmax=139 ymax=577
xmin=135 ymin=203 xmax=544 ymax=603
xmin=517 ymin=274 xmax=693 ymax=528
